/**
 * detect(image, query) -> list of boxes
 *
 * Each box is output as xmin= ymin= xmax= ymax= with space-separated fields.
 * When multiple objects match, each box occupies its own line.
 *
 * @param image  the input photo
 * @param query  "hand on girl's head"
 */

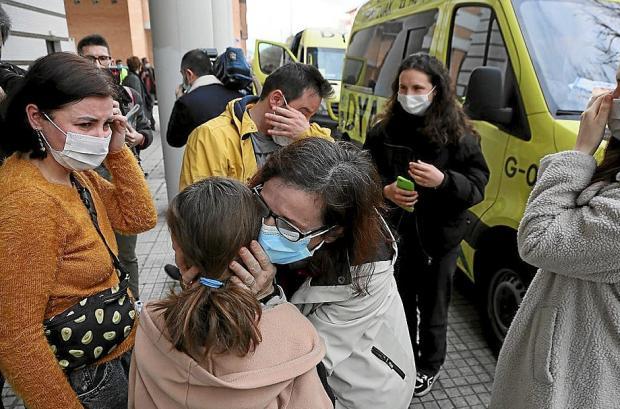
xmin=229 ymin=240 xmax=276 ymax=297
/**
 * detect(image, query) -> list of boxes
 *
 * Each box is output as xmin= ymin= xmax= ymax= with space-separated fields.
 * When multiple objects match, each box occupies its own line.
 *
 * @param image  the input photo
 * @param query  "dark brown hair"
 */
xmin=259 ymin=62 xmax=334 ymax=102
xmin=375 ymin=53 xmax=477 ymax=145
xmin=592 ymin=137 xmax=620 ymax=183
xmin=153 ymin=178 xmax=263 ymax=359
xmin=0 ymin=52 xmax=116 ymax=159
xmin=76 ymin=34 xmax=110 ymax=55
xmin=126 ymin=56 xmax=141 ymax=73
xmin=249 ymin=138 xmax=388 ymax=293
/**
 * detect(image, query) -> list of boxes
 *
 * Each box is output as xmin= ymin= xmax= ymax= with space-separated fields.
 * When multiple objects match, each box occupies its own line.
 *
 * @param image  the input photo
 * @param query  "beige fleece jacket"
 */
xmin=129 ymin=302 xmax=333 ymax=409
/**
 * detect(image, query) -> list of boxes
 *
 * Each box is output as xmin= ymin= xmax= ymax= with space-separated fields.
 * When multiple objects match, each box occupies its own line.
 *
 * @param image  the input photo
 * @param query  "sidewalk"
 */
xmin=2 ymin=114 xmax=497 ymax=408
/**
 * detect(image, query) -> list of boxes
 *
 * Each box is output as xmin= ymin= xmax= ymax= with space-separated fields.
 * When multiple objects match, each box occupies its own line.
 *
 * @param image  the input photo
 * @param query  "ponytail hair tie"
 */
xmin=199 ymin=277 xmax=224 ymax=289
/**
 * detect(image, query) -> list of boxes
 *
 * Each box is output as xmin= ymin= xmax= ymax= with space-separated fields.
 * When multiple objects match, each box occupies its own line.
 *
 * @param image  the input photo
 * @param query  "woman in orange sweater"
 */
xmin=0 ymin=52 xmax=157 ymax=408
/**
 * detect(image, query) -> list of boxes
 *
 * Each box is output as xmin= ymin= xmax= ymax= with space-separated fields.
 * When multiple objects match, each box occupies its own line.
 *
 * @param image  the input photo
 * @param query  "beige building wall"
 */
xmin=232 ymin=0 xmax=248 ymax=52
xmin=64 ymin=0 xmax=153 ymax=64
xmin=65 ymin=0 xmax=246 ymax=65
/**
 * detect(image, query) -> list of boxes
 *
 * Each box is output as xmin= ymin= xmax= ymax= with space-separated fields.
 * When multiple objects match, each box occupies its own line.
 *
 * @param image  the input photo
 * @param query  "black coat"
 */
xmin=364 ymin=107 xmax=489 ymax=256
xmin=122 ymin=71 xmax=153 ymax=110
xmin=166 ymin=83 xmax=243 ymax=148
xmin=117 ymin=85 xmax=152 ymax=150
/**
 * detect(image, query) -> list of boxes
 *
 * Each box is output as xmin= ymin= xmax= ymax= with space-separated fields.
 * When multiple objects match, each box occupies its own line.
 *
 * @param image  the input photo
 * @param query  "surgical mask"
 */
xmin=397 ymin=87 xmax=435 ymax=116
xmin=257 ymin=222 xmax=325 ymax=265
xmin=41 ymin=113 xmax=111 ymax=171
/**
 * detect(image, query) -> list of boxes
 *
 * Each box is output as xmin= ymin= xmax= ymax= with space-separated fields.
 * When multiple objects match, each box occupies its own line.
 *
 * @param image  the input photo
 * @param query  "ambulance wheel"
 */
xmin=481 ymin=256 xmax=534 ymax=355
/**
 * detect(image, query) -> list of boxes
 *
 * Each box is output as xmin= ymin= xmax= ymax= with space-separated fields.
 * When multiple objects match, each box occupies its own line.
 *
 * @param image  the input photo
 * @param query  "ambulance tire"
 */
xmin=480 ymin=255 xmax=534 ymax=356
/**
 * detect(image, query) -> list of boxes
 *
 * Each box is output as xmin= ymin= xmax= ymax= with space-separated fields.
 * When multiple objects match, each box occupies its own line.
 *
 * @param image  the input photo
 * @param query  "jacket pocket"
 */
xmin=532 ymin=306 xmax=557 ymax=384
xmin=371 ymin=346 xmax=405 ymax=379
xmin=369 ymin=322 xmax=413 ymax=383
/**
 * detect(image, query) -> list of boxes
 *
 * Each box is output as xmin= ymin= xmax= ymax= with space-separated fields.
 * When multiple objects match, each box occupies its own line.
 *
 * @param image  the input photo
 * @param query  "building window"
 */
xmin=46 ymin=40 xmax=62 ymax=54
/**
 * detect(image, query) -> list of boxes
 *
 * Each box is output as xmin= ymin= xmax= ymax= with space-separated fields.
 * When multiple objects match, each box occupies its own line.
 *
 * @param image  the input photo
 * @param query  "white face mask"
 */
xmin=41 ymin=113 xmax=111 ymax=171
xmin=397 ymin=87 xmax=435 ymax=116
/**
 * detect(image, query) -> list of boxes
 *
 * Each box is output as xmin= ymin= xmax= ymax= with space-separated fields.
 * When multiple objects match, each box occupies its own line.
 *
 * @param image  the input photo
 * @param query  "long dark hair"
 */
xmin=153 ymin=178 xmax=263 ymax=359
xmin=375 ymin=53 xmax=477 ymax=145
xmin=0 ymin=52 xmax=117 ymax=159
xmin=250 ymin=138 xmax=388 ymax=293
xmin=592 ymin=137 xmax=620 ymax=183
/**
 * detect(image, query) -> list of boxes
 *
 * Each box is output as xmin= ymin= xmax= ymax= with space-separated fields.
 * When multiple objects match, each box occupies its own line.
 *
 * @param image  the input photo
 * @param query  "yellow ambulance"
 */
xmin=340 ymin=0 xmax=620 ymax=351
xmin=252 ymin=28 xmax=348 ymax=128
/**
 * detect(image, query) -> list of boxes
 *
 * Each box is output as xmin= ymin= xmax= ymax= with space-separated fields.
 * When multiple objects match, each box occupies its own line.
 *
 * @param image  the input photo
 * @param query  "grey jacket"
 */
xmin=490 ymin=151 xmax=620 ymax=409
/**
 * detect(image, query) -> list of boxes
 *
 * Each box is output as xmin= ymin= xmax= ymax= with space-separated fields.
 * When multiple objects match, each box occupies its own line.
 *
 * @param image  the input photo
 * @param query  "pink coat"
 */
xmin=129 ymin=302 xmax=333 ymax=409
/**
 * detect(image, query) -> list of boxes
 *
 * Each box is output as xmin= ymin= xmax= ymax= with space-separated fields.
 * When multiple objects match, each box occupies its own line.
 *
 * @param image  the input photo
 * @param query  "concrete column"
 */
xmin=212 ymin=1 xmax=235 ymax=50
xmin=148 ymin=0 xmax=234 ymax=201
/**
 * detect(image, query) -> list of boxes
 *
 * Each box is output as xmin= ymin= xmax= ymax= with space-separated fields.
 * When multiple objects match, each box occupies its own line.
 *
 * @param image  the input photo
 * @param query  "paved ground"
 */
xmin=2 ymin=113 xmax=497 ymax=408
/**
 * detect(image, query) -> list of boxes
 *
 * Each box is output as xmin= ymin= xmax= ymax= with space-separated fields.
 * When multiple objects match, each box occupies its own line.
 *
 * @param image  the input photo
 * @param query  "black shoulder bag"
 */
xmin=43 ymin=175 xmax=136 ymax=371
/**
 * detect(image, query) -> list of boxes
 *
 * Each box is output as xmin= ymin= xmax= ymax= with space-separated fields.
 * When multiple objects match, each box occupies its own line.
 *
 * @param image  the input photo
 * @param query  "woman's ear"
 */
xmin=26 ymin=104 xmax=45 ymax=130
xmin=323 ymin=226 xmax=344 ymax=244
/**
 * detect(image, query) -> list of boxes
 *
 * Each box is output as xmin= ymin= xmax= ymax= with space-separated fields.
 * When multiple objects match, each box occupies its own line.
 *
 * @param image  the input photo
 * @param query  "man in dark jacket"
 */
xmin=166 ymin=48 xmax=243 ymax=148
xmin=0 ymin=4 xmax=26 ymax=167
xmin=124 ymin=56 xmax=155 ymax=129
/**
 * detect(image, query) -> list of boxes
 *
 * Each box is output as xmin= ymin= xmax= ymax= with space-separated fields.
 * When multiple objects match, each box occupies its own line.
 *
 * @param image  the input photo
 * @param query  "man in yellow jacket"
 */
xmin=179 ymin=63 xmax=333 ymax=190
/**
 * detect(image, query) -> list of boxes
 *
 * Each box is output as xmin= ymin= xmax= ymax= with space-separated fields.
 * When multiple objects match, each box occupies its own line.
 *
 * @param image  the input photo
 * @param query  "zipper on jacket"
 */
xmin=397 ymin=210 xmax=433 ymax=266
xmin=413 ymin=211 xmax=433 ymax=266
xmin=371 ymin=346 xmax=406 ymax=379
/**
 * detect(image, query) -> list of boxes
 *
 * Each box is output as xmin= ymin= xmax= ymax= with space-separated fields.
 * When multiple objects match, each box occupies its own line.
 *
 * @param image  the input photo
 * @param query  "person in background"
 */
xmin=0 ymin=4 xmax=24 ymax=100
xmin=129 ymin=177 xmax=332 ymax=409
xmin=0 ymin=52 xmax=156 ymax=409
xmin=364 ymin=53 xmax=489 ymax=397
xmin=178 ymin=62 xmax=332 ymax=190
xmin=166 ymin=49 xmax=243 ymax=148
xmin=490 ymin=81 xmax=620 ymax=408
xmin=0 ymin=3 xmax=26 ymax=167
xmin=140 ymin=57 xmax=156 ymax=102
xmin=230 ymin=138 xmax=415 ymax=409
xmin=78 ymin=34 xmax=154 ymax=303
xmin=114 ymin=59 xmax=128 ymax=84
xmin=123 ymin=56 xmax=155 ymax=130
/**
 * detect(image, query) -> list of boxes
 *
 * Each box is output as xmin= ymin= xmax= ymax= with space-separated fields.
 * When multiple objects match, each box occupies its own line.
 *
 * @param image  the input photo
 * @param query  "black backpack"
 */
xmin=213 ymin=47 xmax=253 ymax=91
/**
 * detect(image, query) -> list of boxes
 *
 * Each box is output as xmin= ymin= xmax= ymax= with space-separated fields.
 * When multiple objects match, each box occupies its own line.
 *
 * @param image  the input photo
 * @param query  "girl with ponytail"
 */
xmin=129 ymin=177 xmax=332 ymax=409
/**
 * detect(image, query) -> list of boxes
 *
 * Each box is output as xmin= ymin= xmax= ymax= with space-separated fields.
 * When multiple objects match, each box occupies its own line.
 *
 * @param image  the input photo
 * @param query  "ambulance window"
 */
xmin=449 ymin=7 xmax=506 ymax=97
xmin=343 ymin=9 xmax=437 ymax=97
xmin=373 ymin=10 xmax=437 ymax=96
xmin=258 ymin=43 xmax=293 ymax=75
xmin=449 ymin=6 xmax=529 ymax=139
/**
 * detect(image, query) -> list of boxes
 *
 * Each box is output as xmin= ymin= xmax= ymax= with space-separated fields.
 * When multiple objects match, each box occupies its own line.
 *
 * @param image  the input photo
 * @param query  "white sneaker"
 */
xmin=414 ymin=372 xmax=439 ymax=397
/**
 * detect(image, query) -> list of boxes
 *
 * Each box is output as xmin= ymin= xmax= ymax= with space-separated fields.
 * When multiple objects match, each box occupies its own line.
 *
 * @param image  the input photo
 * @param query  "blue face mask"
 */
xmin=258 ymin=222 xmax=325 ymax=265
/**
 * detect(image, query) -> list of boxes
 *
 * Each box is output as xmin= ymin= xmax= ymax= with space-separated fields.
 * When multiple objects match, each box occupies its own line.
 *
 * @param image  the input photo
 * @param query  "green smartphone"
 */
xmin=396 ymin=176 xmax=415 ymax=191
xmin=396 ymin=176 xmax=415 ymax=212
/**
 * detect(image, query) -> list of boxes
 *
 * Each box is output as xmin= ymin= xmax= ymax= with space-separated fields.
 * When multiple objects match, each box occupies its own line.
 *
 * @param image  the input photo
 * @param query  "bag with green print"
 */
xmin=43 ymin=175 xmax=136 ymax=371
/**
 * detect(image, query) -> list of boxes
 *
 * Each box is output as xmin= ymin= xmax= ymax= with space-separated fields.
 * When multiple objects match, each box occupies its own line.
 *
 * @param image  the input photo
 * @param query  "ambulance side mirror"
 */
xmin=464 ymin=66 xmax=513 ymax=125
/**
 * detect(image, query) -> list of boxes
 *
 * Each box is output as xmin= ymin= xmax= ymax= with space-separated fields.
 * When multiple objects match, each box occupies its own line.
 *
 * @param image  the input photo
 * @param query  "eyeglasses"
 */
xmin=252 ymin=184 xmax=333 ymax=242
xmin=83 ymin=55 xmax=113 ymax=65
